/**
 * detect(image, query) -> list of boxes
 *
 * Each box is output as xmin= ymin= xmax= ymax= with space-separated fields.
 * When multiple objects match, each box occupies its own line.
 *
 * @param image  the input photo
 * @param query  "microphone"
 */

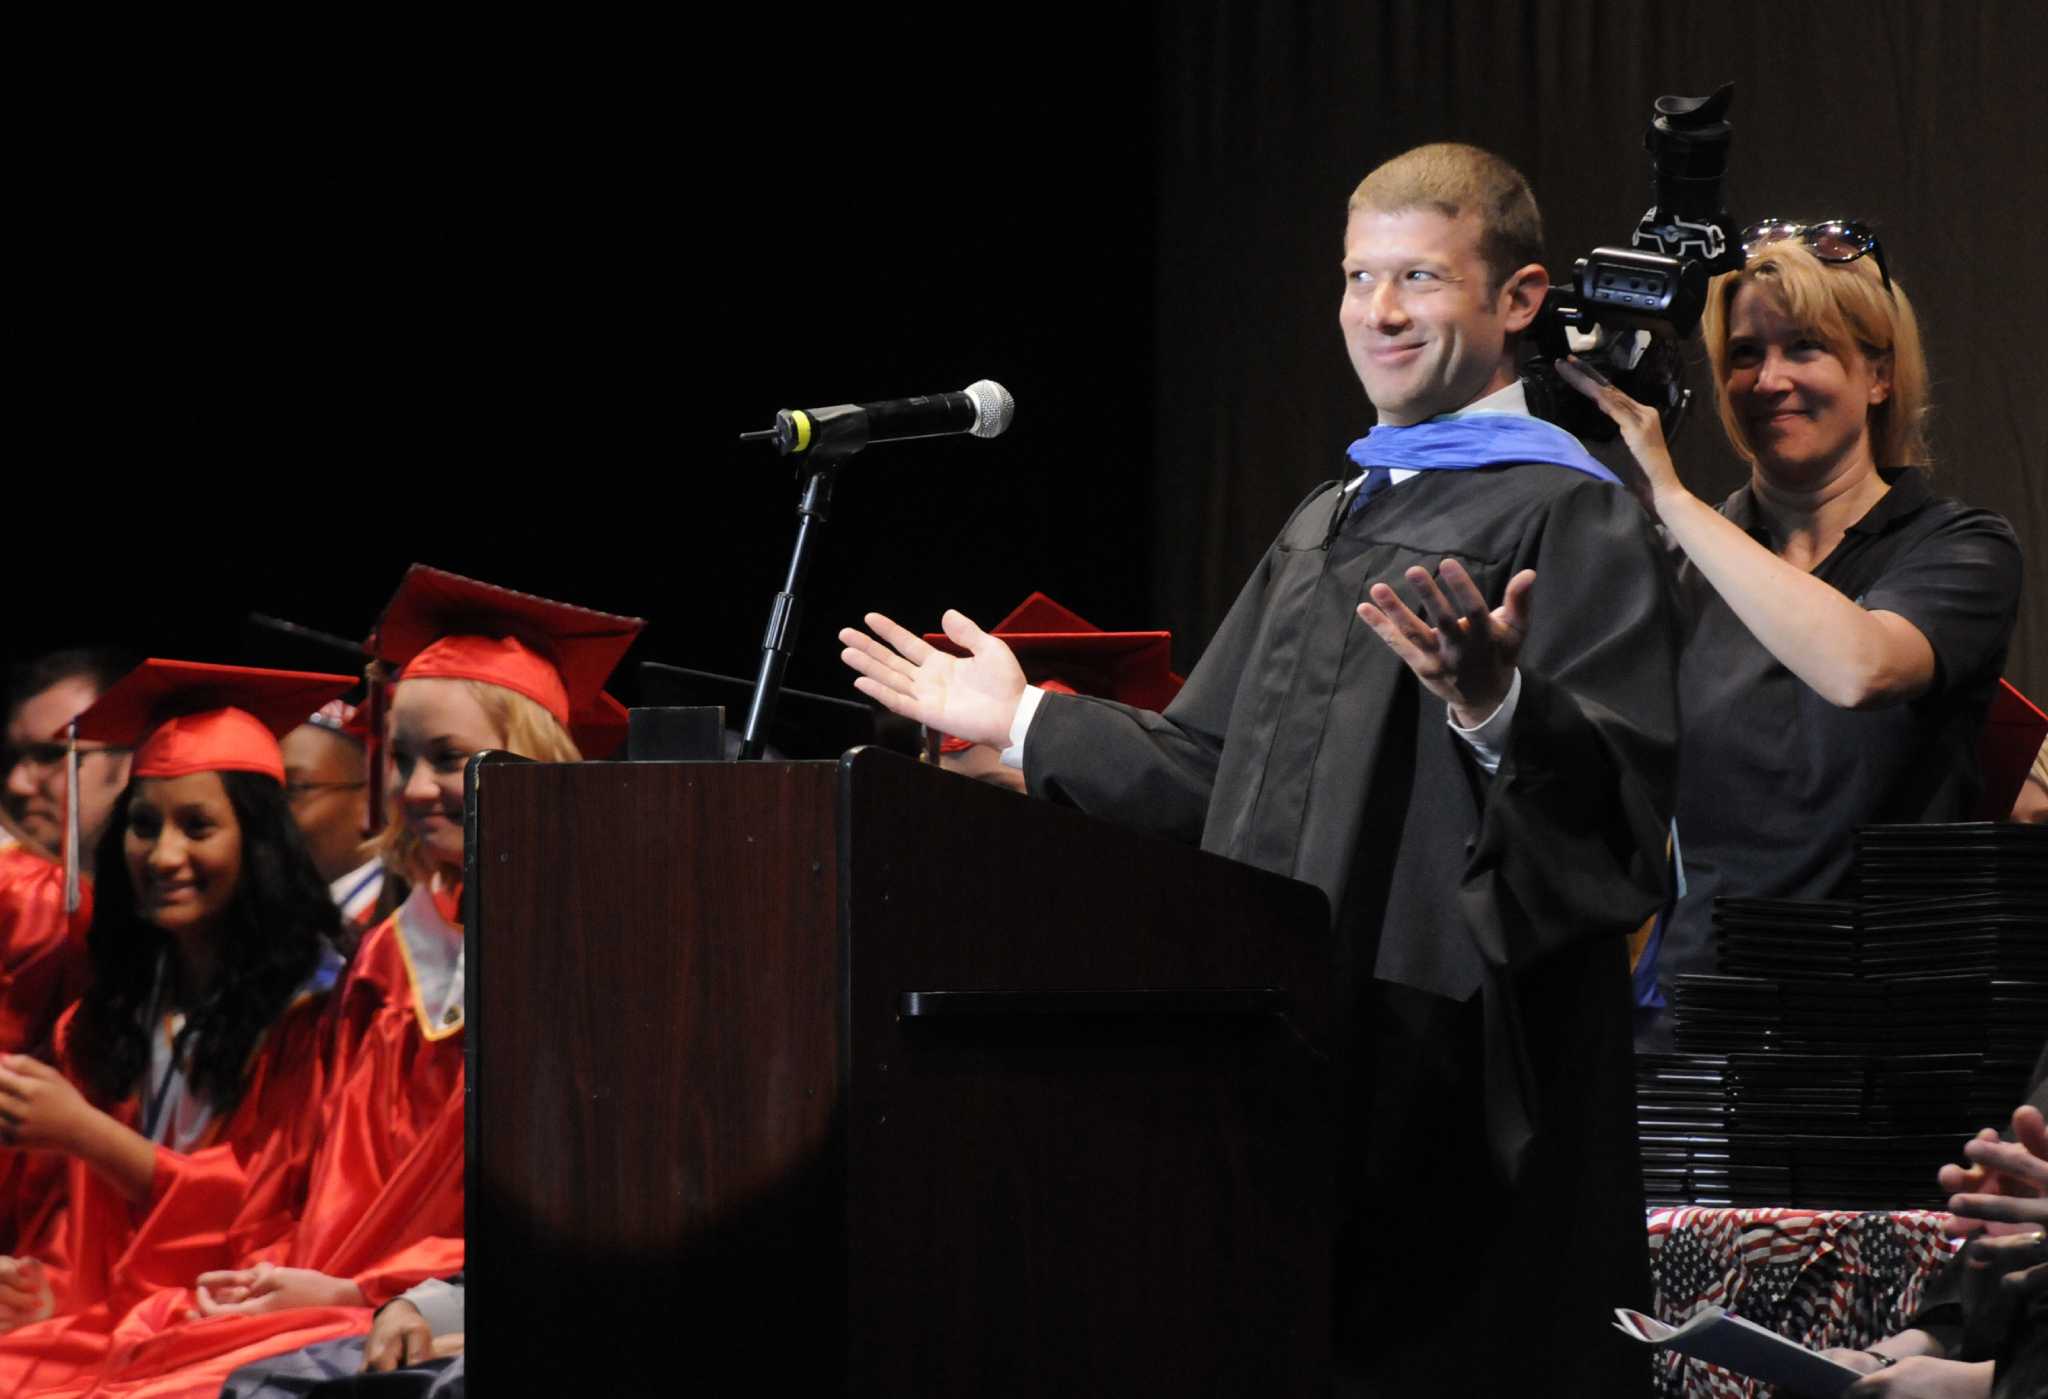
xmin=740 ymin=380 xmax=1015 ymax=459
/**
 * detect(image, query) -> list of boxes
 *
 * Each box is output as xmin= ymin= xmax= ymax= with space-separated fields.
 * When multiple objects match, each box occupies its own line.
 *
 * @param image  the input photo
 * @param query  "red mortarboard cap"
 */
xmin=368 ymin=565 xmax=644 ymax=731
xmin=924 ymin=592 xmax=1185 ymax=713
xmin=73 ymin=660 xmax=359 ymax=783
xmin=305 ymin=698 xmax=371 ymax=745
xmin=1974 ymin=679 xmax=2048 ymax=820
xmin=575 ymin=693 xmax=631 ymax=760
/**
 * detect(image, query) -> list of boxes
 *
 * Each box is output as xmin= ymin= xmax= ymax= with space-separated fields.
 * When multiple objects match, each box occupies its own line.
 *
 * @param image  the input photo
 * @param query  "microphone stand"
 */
xmin=738 ymin=407 xmax=866 ymax=760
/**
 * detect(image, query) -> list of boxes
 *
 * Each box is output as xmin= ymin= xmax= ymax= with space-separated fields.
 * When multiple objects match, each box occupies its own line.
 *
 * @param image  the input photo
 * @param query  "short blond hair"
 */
xmin=1702 ymin=240 xmax=1931 ymax=475
xmin=374 ymin=678 xmax=583 ymax=885
xmin=1348 ymin=142 xmax=1544 ymax=291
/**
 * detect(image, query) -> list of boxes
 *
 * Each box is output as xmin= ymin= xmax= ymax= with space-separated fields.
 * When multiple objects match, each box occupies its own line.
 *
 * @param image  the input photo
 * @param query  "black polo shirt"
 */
xmin=1651 ymin=468 xmax=2023 ymax=1027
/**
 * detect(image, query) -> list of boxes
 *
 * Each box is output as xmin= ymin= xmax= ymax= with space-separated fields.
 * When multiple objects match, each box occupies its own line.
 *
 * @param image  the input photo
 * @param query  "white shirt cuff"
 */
xmin=1447 ymin=668 xmax=1521 ymax=776
xmin=999 ymin=685 xmax=1046 ymax=769
xmin=395 ymin=1277 xmax=466 ymax=1335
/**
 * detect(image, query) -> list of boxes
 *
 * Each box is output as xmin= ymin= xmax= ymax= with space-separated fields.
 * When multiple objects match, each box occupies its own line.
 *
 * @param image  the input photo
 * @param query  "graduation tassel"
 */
xmin=63 ymin=720 xmax=81 ymax=914
xmin=363 ymin=658 xmax=390 ymax=839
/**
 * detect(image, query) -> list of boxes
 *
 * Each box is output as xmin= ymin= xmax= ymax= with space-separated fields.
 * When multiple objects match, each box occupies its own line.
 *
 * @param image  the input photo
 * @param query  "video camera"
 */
xmin=1522 ymin=84 xmax=1743 ymax=443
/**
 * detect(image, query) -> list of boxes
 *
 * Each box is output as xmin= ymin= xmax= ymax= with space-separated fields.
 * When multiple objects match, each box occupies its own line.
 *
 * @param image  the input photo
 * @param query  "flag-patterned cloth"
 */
xmin=1646 ymin=1206 xmax=1960 ymax=1398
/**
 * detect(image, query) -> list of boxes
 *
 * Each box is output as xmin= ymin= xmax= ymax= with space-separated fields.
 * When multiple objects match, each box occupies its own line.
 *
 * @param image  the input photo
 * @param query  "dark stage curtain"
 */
xmin=1149 ymin=0 xmax=2048 ymax=699
xmin=13 ymin=9 xmax=2041 ymax=716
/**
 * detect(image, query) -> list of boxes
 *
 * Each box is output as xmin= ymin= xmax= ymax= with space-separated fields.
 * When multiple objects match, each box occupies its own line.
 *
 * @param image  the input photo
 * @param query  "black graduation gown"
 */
xmin=1025 ymin=461 xmax=1680 ymax=1397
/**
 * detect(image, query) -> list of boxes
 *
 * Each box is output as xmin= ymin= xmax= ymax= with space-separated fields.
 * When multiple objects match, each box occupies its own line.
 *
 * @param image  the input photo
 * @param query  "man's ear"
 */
xmin=1499 ymin=262 xmax=1549 ymax=334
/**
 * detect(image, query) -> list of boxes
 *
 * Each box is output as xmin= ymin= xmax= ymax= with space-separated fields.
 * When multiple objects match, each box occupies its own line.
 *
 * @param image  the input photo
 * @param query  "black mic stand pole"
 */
xmin=738 ymin=406 xmax=866 ymax=760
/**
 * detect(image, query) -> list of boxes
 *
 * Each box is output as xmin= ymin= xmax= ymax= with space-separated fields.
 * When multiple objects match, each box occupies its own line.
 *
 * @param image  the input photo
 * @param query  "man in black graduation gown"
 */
xmin=842 ymin=143 xmax=1679 ymax=1396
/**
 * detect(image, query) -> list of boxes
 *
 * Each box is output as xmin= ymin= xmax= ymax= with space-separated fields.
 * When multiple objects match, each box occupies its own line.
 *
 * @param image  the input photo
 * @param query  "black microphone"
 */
xmin=739 ymin=380 xmax=1015 ymax=459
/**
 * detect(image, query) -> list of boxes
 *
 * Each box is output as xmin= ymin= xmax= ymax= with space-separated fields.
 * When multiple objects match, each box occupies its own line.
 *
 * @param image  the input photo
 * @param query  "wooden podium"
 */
xmin=465 ymin=746 xmax=1333 ymax=1395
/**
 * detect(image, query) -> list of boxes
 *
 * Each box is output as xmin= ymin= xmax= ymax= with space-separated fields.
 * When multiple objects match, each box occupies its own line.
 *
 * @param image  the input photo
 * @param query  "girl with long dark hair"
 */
xmin=0 ymin=662 xmax=354 ymax=1356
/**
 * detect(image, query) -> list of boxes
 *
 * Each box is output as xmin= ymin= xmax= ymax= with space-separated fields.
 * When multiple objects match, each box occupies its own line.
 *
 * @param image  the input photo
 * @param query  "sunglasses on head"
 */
xmin=1740 ymin=218 xmax=1893 ymax=296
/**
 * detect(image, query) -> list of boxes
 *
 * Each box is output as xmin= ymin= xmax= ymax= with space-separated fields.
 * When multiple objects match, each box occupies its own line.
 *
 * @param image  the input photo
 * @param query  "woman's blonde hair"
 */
xmin=1702 ymin=240 xmax=1931 ymax=475
xmin=374 ymin=677 xmax=583 ymax=885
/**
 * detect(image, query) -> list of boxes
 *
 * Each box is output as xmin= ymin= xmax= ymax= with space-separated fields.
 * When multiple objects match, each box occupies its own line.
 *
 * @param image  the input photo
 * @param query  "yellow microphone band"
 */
xmin=790 ymin=410 xmax=813 ymax=453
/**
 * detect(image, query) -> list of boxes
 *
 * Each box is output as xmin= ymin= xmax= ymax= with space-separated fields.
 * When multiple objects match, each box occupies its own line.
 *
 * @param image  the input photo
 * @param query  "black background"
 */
xmin=16 ymin=3 xmax=2045 ymax=709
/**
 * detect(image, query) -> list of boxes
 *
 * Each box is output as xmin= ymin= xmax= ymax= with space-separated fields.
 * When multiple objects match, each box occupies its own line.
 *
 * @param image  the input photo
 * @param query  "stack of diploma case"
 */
xmin=1639 ymin=821 xmax=2048 ymax=1209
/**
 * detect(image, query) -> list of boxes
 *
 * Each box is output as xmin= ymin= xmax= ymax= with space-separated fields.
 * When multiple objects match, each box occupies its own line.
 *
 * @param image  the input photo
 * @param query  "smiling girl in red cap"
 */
xmin=0 ymin=661 xmax=355 ymax=1379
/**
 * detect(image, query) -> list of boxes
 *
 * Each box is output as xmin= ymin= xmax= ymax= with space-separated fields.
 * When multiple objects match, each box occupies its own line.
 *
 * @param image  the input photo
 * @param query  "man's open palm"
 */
xmin=840 ymin=609 xmax=1026 ymax=749
xmin=1356 ymin=559 xmax=1535 ymax=727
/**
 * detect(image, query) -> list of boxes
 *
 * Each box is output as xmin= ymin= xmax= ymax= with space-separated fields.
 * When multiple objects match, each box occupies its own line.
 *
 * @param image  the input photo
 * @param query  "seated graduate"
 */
xmin=3 ymin=650 xmax=136 ymax=870
xmin=279 ymin=701 xmax=396 ymax=946
xmin=0 ymin=661 xmax=354 ymax=1365
xmin=0 ymin=648 xmax=136 ymax=1059
xmin=1558 ymin=225 xmax=2024 ymax=1050
xmin=42 ymin=567 xmax=641 ymax=1399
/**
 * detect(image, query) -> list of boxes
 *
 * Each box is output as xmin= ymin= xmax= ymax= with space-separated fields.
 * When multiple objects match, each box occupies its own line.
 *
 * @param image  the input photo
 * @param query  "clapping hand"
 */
xmin=1943 ymin=1104 xmax=2048 ymax=1300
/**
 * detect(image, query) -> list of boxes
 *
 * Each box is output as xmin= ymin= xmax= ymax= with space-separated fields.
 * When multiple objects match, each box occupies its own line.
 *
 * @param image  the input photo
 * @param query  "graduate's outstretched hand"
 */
xmin=0 ymin=1054 xmax=98 ymax=1153
xmin=0 ymin=1255 xmax=53 ymax=1332
xmin=839 ymin=610 xmax=1025 ymax=750
xmin=1555 ymin=355 xmax=1684 ymax=508
xmin=192 ymin=1262 xmax=364 ymax=1319
xmin=363 ymin=1298 xmax=433 ymax=1371
xmin=1357 ymin=559 xmax=1534 ymax=728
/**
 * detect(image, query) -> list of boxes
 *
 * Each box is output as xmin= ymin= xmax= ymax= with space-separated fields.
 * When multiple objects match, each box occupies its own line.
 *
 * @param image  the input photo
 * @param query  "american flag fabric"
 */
xmin=1645 ymin=1206 xmax=1959 ymax=1398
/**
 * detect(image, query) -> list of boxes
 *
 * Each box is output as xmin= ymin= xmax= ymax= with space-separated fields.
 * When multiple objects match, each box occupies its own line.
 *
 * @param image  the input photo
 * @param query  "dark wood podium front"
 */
xmin=465 ymin=746 xmax=1332 ymax=1395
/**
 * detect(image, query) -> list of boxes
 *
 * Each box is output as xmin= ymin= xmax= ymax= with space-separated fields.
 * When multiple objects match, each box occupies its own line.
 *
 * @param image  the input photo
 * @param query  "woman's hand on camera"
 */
xmin=1555 ymin=355 xmax=1686 ymax=509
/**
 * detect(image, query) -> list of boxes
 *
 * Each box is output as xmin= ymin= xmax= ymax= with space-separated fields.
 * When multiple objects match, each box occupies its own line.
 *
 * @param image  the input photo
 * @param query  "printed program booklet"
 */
xmin=1614 ymin=1305 xmax=1866 ymax=1397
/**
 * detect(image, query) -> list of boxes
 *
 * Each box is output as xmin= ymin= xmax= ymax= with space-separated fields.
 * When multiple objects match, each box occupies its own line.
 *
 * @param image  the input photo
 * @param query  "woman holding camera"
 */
xmin=1559 ymin=223 xmax=2022 ymax=1049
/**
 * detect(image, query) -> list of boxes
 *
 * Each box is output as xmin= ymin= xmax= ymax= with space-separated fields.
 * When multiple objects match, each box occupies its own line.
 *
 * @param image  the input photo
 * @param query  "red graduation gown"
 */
xmin=0 ymin=847 xmax=90 ymax=1055
xmin=24 ymin=888 xmax=466 ymax=1398
xmin=0 ymin=854 xmax=91 ymax=1281
xmin=278 ymin=888 xmax=465 ymax=1301
xmin=0 ymin=983 xmax=329 ymax=1394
